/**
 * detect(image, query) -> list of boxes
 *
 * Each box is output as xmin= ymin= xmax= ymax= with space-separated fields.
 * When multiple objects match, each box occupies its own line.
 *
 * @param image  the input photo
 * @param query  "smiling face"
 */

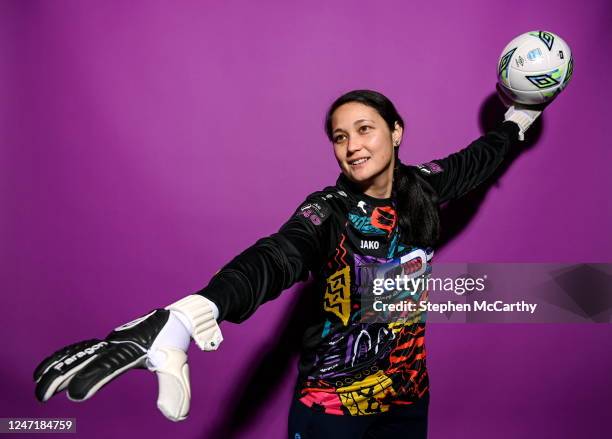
xmin=330 ymin=102 xmax=403 ymax=199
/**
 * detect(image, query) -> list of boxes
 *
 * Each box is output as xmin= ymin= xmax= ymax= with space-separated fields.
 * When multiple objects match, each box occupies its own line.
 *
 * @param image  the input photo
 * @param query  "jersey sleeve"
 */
xmin=195 ymin=193 xmax=337 ymax=323
xmin=415 ymin=121 xmax=520 ymax=204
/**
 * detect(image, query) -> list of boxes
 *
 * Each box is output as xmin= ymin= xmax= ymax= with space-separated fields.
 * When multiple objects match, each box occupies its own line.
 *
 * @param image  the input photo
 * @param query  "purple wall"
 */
xmin=2 ymin=1 xmax=611 ymax=437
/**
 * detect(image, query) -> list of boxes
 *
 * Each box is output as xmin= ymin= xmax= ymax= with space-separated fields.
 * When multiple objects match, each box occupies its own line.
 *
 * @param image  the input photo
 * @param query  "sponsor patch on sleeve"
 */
xmin=416 ymin=161 xmax=443 ymax=175
xmin=296 ymin=199 xmax=330 ymax=226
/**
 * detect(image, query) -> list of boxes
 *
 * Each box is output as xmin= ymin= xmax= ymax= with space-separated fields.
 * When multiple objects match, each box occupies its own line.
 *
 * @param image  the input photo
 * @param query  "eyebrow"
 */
xmin=332 ymin=119 xmax=375 ymax=134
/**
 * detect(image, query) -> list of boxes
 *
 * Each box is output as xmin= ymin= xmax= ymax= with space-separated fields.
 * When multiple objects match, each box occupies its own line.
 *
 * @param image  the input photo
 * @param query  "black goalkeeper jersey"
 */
xmin=198 ymin=121 xmax=519 ymax=416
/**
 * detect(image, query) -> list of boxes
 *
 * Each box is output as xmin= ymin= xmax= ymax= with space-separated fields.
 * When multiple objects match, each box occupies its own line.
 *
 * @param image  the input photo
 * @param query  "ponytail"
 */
xmin=392 ymin=150 xmax=440 ymax=248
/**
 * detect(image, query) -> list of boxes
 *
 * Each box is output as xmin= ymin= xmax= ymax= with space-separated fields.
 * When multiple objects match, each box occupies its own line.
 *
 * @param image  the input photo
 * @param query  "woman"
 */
xmin=33 ymin=90 xmax=540 ymax=438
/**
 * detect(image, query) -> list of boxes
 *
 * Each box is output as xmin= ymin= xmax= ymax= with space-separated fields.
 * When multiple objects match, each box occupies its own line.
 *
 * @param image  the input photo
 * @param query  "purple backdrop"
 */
xmin=2 ymin=1 xmax=611 ymax=438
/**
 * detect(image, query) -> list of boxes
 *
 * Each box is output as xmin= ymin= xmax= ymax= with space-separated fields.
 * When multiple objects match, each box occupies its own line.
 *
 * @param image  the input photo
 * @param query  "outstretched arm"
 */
xmin=34 ymin=191 xmax=337 ymax=421
xmin=197 ymin=193 xmax=337 ymax=323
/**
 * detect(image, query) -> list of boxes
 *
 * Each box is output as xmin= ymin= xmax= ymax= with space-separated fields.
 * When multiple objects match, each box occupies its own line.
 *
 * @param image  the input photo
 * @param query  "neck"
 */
xmin=363 ymin=176 xmax=392 ymax=199
xmin=338 ymin=159 xmax=396 ymax=200
xmin=359 ymin=164 xmax=394 ymax=199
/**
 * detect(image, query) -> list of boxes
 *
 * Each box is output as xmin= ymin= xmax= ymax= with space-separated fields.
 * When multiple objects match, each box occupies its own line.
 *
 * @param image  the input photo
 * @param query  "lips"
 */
xmin=349 ymin=157 xmax=370 ymax=166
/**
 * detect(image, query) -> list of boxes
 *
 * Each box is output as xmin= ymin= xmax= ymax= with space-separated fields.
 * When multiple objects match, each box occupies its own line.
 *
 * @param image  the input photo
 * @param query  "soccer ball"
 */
xmin=497 ymin=31 xmax=574 ymax=105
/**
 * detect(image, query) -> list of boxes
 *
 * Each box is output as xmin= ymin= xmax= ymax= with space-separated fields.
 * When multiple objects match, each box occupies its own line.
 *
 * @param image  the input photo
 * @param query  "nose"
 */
xmin=346 ymin=137 xmax=362 ymax=154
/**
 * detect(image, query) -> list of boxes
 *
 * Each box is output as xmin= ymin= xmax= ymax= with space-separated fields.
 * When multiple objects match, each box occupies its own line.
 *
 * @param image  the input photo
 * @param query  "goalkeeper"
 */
xmin=34 ymin=88 xmax=543 ymax=438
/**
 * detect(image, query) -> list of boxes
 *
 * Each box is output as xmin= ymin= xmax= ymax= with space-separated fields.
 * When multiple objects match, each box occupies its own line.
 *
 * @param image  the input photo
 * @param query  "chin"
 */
xmin=345 ymin=172 xmax=375 ymax=186
xmin=349 ymin=166 xmax=378 ymax=180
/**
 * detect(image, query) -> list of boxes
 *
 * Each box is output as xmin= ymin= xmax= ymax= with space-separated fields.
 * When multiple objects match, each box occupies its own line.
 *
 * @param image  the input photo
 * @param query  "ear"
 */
xmin=392 ymin=122 xmax=403 ymax=147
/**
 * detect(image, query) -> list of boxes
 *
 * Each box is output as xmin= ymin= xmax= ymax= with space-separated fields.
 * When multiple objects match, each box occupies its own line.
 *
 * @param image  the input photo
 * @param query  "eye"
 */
xmin=333 ymin=134 xmax=347 ymax=144
xmin=359 ymin=125 xmax=372 ymax=134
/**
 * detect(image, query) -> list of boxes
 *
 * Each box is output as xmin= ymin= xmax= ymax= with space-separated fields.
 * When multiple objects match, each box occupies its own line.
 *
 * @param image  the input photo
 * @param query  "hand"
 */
xmin=34 ymin=295 xmax=222 ymax=422
xmin=496 ymin=83 xmax=544 ymax=141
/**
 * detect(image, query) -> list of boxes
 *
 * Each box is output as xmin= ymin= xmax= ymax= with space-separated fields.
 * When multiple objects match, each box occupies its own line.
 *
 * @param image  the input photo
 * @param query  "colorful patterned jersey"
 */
xmin=293 ymin=179 xmax=432 ymax=415
xmin=200 ymin=122 xmax=519 ymax=416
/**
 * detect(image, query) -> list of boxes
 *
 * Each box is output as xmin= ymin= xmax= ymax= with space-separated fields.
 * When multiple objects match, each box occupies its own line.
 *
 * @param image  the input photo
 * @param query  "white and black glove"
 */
xmin=496 ymin=83 xmax=543 ymax=141
xmin=34 ymin=295 xmax=222 ymax=422
xmin=504 ymin=105 xmax=542 ymax=141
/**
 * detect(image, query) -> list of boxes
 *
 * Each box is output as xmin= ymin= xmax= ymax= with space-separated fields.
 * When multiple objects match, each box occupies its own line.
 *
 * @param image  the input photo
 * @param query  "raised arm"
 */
xmin=415 ymin=121 xmax=520 ymax=204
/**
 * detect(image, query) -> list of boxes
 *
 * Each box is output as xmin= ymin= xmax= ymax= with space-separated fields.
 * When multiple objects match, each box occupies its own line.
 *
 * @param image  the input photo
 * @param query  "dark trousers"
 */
xmin=288 ymin=396 xmax=429 ymax=439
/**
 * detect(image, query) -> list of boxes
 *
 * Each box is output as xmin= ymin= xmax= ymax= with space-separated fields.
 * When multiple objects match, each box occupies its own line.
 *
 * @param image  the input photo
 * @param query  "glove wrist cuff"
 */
xmin=504 ymin=106 xmax=541 ymax=141
xmin=166 ymin=295 xmax=223 ymax=351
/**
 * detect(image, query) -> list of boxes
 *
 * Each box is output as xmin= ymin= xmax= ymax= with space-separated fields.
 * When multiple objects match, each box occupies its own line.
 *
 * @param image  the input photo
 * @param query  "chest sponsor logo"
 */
xmin=371 ymin=207 xmax=396 ymax=237
xmin=360 ymin=240 xmax=380 ymax=250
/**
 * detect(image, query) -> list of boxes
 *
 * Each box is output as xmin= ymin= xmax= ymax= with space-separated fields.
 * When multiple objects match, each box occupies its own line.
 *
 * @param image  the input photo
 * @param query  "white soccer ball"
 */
xmin=497 ymin=30 xmax=574 ymax=105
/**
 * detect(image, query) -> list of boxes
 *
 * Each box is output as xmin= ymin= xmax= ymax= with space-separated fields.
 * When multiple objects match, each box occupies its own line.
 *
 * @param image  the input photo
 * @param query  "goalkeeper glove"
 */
xmin=34 ymin=295 xmax=222 ymax=422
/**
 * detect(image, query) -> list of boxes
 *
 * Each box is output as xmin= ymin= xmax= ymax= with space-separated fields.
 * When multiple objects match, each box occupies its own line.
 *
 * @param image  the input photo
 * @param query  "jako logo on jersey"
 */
xmin=361 ymin=240 xmax=380 ymax=249
xmin=53 ymin=341 xmax=108 ymax=371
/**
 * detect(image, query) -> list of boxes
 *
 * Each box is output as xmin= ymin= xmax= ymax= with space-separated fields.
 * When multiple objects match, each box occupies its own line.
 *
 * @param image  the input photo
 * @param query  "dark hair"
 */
xmin=324 ymin=89 xmax=440 ymax=247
